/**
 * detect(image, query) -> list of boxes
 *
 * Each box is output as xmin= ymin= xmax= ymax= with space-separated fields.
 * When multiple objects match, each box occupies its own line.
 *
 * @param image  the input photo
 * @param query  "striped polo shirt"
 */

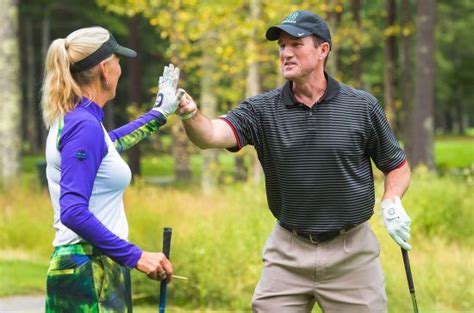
xmin=222 ymin=73 xmax=406 ymax=233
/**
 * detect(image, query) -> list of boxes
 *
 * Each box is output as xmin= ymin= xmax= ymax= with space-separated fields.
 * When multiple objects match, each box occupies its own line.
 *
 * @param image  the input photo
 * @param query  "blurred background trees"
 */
xmin=0 ymin=0 xmax=22 ymax=186
xmin=0 ymin=1 xmax=472 ymax=311
xmin=2 ymin=0 xmax=473 ymax=187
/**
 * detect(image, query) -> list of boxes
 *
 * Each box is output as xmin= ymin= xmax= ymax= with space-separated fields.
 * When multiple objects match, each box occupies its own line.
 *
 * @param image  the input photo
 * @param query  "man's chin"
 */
xmin=282 ymin=72 xmax=296 ymax=81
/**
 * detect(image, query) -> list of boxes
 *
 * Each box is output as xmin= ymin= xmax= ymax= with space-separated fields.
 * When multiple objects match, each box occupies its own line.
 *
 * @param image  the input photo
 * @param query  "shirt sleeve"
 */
xmin=367 ymin=101 xmax=406 ymax=173
xmin=59 ymin=116 xmax=142 ymax=268
xmin=108 ymin=110 xmax=166 ymax=153
xmin=220 ymin=99 xmax=260 ymax=152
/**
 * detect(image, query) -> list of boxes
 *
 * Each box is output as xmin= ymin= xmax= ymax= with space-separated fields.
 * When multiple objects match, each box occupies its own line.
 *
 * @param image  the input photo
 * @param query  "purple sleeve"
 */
xmin=108 ymin=110 xmax=165 ymax=142
xmin=59 ymin=115 xmax=142 ymax=268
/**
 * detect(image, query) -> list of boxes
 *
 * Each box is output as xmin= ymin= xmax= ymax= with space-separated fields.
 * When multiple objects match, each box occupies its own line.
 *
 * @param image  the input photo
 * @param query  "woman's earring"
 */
xmin=106 ymin=80 xmax=109 ymax=86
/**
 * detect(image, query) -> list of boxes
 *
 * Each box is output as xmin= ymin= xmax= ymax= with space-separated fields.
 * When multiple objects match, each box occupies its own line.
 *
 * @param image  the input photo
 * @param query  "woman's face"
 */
xmin=104 ymin=54 xmax=122 ymax=99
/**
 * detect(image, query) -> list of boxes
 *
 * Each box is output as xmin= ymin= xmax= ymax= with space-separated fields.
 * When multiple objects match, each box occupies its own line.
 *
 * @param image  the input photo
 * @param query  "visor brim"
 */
xmin=115 ymin=45 xmax=137 ymax=58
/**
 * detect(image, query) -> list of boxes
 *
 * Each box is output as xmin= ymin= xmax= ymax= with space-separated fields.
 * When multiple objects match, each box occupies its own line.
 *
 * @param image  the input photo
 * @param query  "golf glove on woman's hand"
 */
xmin=152 ymin=63 xmax=184 ymax=118
xmin=381 ymin=196 xmax=412 ymax=250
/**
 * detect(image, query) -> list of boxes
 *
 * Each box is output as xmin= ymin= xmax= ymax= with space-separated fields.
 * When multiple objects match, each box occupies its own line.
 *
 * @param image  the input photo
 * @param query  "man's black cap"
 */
xmin=265 ymin=10 xmax=331 ymax=48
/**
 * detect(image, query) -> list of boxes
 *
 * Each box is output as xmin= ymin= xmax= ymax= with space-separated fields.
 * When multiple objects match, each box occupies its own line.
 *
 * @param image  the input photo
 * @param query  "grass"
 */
xmin=434 ymin=135 xmax=474 ymax=170
xmin=0 ymin=258 xmax=48 ymax=296
xmin=1 ymin=170 xmax=473 ymax=312
xmin=3 ymin=136 xmax=473 ymax=311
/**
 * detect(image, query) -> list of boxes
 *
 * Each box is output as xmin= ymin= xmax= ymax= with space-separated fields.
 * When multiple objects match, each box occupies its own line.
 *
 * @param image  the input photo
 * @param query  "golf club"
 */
xmin=159 ymin=227 xmax=172 ymax=313
xmin=401 ymin=248 xmax=419 ymax=313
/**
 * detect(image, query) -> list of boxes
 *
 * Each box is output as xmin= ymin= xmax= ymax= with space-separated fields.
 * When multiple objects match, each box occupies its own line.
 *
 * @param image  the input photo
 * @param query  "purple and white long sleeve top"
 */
xmin=45 ymin=97 xmax=165 ymax=268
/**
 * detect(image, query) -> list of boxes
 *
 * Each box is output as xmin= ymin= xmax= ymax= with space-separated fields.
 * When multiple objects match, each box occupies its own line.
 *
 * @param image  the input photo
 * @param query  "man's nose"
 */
xmin=280 ymin=47 xmax=294 ymax=59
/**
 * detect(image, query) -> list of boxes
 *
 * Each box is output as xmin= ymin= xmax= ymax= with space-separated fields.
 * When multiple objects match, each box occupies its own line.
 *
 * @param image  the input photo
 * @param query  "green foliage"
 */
xmin=1 ymin=170 xmax=473 ymax=311
xmin=403 ymin=168 xmax=473 ymax=246
xmin=126 ymin=183 xmax=271 ymax=309
xmin=0 ymin=259 xmax=48 ymax=296
xmin=436 ymin=0 xmax=474 ymax=133
xmin=0 ymin=182 xmax=53 ymax=256
xmin=434 ymin=135 xmax=474 ymax=170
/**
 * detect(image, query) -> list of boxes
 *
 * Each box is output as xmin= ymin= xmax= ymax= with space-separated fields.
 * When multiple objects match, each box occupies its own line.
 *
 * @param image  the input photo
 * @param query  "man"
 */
xmin=178 ymin=10 xmax=412 ymax=313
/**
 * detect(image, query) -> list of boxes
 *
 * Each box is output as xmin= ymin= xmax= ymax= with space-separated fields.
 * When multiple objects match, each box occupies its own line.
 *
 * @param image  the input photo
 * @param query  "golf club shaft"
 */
xmin=159 ymin=227 xmax=172 ymax=313
xmin=401 ymin=248 xmax=419 ymax=313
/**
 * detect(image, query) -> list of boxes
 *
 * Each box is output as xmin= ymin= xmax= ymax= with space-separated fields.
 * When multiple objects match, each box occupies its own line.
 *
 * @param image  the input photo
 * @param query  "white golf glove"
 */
xmin=381 ymin=196 xmax=412 ymax=250
xmin=153 ymin=63 xmax=184 ymax=118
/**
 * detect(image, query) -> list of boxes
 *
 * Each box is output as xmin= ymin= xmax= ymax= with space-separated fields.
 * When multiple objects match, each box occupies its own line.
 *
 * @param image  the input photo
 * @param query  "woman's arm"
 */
xmin=59 ymin=117 xmax=142 ymax=268
xmin=108 ymin=110 xmax=166 ymax=153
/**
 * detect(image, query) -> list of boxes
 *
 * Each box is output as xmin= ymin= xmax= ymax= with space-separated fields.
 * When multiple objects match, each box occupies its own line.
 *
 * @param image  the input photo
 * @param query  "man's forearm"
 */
xmin=383 ymin=161 xmax=411 ymax=200
xmin=178 ymin=90 xmax=237 ymax=149
xmin=182 ymin=110 xmax=217 ymax=149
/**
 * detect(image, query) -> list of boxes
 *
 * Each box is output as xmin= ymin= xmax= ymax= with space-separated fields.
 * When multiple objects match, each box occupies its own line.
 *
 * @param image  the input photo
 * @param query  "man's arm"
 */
xmin=382 ymin=161 xmax=411 ymax=200
xmin=381 ymin=161 xmax=412 ymax=250
xmin=178 ymin=91 xmax=237 ymax=149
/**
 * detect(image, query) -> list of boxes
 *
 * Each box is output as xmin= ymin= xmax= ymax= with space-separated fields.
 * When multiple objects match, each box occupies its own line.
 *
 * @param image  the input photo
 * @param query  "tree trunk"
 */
xmin=326 ymin=0 xmax=342 ymax=75
xmin=455 ymin=88 xmax=465 ymax=134
xmin=200 ymin=31 xmax=218 ymax=194
xmin=383 ymin=0 xmax=397 ymax=129
xmin=409 ymin=0 xmax=436 ymax=169
xmin=39 ymin=7 xmax=51 ymax=150
xmin=170 ymin=1 xmax=192 ymax=182
xmin=127 ymin=15 xmax=142 ymax=177
xmin=24 ymin=16 xmax=40 ymax=154
xmin=171 ymin=122 xmax=192 ymax=181
xmin=400 ymin=0 xmax=414 ymax=148
xmin=0 ymin=0 xmax=22 ymax=185
xmin=351 ymin=0 xmax=362 ymax=88
xmin=237 ymin=0 xmax=262 ymax=184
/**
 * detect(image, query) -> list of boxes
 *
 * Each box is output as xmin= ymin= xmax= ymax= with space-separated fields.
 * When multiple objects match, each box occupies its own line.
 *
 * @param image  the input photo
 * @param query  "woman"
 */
xmin=42 ymin=26 xmax=182 ymax=312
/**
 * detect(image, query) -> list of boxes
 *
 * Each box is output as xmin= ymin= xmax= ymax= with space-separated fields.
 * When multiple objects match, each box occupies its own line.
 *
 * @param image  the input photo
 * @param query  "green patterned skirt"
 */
xmin=45 ymin=243 xmax=132 ymax=312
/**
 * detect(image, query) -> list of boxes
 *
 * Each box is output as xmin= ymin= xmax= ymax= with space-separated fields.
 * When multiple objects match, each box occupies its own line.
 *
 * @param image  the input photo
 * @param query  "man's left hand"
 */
xmin=381 ymin=197 xmax=412 ymax=250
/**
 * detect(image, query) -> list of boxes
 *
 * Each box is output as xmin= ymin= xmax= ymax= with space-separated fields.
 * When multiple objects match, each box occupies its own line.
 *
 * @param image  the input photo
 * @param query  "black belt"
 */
xmin=278 ymin=221 xmax=356 ymax=244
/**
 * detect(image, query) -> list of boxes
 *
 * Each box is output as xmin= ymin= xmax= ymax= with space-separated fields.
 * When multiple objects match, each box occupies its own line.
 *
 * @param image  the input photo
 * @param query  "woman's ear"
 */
xmin=98 ymin=61 xmax=108 ymax=84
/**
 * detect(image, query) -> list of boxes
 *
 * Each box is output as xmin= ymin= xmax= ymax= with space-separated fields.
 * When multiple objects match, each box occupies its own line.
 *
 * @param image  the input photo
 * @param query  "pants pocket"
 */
xmin=47 ymin=254 xmax=90 ymax=276
xmin=46 ymin=254 xmax=98 ymax=312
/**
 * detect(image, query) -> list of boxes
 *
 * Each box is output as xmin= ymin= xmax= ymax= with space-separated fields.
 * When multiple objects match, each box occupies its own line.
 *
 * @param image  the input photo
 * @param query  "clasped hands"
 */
xmin=381 ymin=196 xmax=412 ymax=250
xmin=152 ymin=63 xmax=197 ymax=120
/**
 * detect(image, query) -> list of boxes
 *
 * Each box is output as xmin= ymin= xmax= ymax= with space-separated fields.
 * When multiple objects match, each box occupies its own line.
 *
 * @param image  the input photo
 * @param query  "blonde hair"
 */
xmin=41 ymin=27 xmax=110 ymax=127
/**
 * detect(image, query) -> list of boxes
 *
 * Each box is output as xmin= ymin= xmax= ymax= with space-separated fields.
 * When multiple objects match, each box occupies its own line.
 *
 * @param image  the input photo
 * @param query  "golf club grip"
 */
xmin=162 ymin=227 xmax=172 ymax=258
xmin=159 ymin=227 xmax=172 ymax=313
xmin=401 ymin=248 xmax=415 ymax=293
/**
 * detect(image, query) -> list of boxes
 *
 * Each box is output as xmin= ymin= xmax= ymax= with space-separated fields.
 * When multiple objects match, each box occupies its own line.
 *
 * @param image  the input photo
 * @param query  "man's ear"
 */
xmin=320 ymin=42 xmax=330 ymax=60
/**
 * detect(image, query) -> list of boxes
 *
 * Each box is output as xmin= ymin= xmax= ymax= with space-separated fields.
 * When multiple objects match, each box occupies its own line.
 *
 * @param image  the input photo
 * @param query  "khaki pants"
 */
xmin=252 ymin=222 xmax=387 ymax=313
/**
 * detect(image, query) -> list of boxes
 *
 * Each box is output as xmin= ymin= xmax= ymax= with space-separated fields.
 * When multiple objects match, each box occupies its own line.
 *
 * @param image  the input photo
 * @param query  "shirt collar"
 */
xmin=282 ymin=71 xmax=340 ymax=108
xmin=78 ymin=97 xmax=104 ymax=121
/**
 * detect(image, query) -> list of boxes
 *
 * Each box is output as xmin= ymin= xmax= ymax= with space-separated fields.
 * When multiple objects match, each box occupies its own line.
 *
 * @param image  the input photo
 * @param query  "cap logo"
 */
xmin=283 ymin=12 xmax=299 ymax=24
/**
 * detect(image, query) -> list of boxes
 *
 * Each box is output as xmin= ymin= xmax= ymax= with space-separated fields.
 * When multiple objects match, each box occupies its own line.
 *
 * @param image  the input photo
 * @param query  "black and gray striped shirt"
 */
xmin=222 ymin=73 xmax=406 ymax=233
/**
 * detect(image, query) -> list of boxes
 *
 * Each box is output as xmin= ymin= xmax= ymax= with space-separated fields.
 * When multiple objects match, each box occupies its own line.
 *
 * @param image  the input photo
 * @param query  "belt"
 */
xmin=278 ymin=221 xmax=356 ymax=244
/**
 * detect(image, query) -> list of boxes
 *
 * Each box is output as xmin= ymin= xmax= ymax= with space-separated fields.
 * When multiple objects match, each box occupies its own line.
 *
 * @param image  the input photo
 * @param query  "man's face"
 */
xmin=278 ymin=33 xmax=324 ymax=81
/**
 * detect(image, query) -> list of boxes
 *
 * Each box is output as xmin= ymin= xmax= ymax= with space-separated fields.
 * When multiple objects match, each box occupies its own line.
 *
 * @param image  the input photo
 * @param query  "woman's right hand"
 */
xmin=152 ymin=63 xmax=183 ymax=118
xmin=135 ymin=251 xmax=173 ymax=282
